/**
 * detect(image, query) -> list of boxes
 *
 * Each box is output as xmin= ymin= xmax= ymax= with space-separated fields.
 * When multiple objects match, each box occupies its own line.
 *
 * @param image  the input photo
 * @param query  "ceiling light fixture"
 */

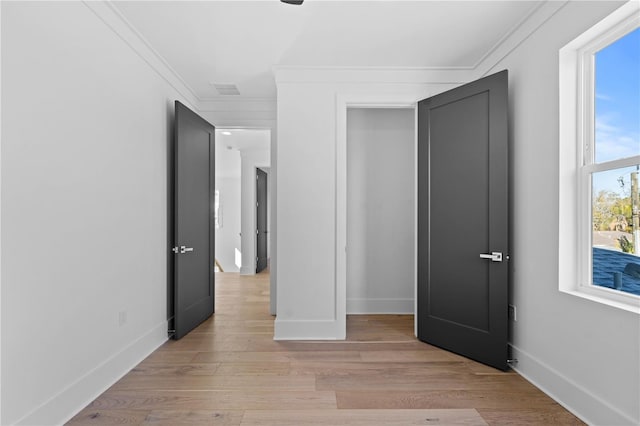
xmin=281 ymin=0 xmax=303 ymax=4
xmin=222 ymin=131 xmax=232 ymax=136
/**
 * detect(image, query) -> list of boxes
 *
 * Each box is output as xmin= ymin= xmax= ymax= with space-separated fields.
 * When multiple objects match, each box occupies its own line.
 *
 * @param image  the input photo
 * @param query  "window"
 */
xmin=559 ymin=2 xmax=640 ymax=313
xmin=587 ymin=28 xmax=640 ymax=296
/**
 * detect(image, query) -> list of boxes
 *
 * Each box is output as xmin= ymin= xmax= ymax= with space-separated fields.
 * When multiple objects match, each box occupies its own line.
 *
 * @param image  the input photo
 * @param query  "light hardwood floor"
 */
xmin=68 ymin=272 xmax=583 ymax=425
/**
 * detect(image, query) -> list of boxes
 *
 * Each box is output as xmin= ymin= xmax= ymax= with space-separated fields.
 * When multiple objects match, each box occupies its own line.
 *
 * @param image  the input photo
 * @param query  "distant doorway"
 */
xmin=256 ymin=168 xmax=268 ymax=273
xmin=346 ymin=108 xmax=416 ymax=317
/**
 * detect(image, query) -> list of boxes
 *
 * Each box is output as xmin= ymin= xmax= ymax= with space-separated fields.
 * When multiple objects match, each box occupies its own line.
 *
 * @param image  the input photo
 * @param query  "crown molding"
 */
xmin=273 ymin=1 xmax=570 ymax=85
xmin=474 ymin=0 xmax=569 ymax=78
xmin=273 ymin=65 xmax=476 ymax=85
xmin=83 ymin=1 xmax=201 ymax=109
xmin=198 ymin=97 xmax=277 ymax=113
xmin=86 ymin=0 xmax=570 ymax=110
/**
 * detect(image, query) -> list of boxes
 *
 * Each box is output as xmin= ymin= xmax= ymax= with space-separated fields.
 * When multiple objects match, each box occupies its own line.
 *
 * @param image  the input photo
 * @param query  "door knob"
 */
xmin=479 ymin=252 xmax=502 ymax=262
xmin=172 ymin=246 xmax=194 ymax=254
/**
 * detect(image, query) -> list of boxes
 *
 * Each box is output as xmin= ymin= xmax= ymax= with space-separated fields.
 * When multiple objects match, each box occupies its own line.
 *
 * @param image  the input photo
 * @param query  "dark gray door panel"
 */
xmin=417 ymin=70 xmax=509 ymax=371
xmin=173 ymin=101 xmax=215 ymax=340
xmin=256 ymin=168 xmax=268 ymax=273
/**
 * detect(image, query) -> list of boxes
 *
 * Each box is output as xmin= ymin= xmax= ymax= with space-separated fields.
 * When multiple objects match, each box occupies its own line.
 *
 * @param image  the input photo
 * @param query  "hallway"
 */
xmin=68 ymin=272 xmax=581 ymax=425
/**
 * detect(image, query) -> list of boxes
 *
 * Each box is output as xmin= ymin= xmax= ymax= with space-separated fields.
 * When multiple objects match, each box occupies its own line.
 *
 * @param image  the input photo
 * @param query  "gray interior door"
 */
xmin=417 ymin=70 xmax=509 ymax=371
xmin=173 ymin=101 xmax=215 ymax=340
xmin=256 ymin=168 xmax=268 ymax=273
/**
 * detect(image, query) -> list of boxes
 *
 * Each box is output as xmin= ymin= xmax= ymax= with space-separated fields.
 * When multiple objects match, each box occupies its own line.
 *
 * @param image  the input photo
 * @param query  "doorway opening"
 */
xmin=256 ymin=167 xmax=270 ymax=273
xmin=345 ymin=107 xmax=416 ymax=340
xmin=214 ymin=128 xmax=271 ymax=279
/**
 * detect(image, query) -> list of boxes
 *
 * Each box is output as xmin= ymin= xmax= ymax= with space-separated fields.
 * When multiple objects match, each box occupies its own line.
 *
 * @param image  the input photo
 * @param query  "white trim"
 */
xmin=414 ymin=106 xmax=419 ymax=338
xmin=346 ymin=298 xmax=414 ymax=315
xmin=559 ymin=0 xmax=640 ymax=315
xmin=0 ymin=2 xmax=3 ymax=422
xmin=274 ymin=319 xmax=343 ymax=340
xmin=274 ymin=66 xmax=475 ymax=86
xmin=83 ymin=1 xmax=200 ymax=109
xmin=510 ymin=344 xmax=638 ymax=426
xmin=239 ymin=266 xmax=254 ymax=275
xmin=476 ymin=1 xmax=568 ymax=77
xmin=199 ymin=98 xmax=277 ymax=113
xmin=16 ymin=321 xmax=168 ymax=426
xmin=336 ymin=93 xmax=432 ymax=340
xmin=583 ymin=156 xmax=640 ymax=174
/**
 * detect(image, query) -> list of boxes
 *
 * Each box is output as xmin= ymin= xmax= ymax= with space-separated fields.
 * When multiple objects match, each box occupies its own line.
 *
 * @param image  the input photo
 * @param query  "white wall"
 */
xmin=346 ymin=108 xmax=415 ymax=314
xmin=274 ymin=75 xmax=462 ymax=339
xmin=215 ymin=177 xmax=241 ymax=272
xmin=482 ymin=2 xmax=639 ymax=424
xmin=0 ymin=3 xmax=195 ymax=424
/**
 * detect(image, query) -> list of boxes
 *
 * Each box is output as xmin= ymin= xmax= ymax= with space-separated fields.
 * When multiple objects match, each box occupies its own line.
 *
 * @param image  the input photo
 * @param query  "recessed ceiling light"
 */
xmin=222 ymin=131 xmax=232 ymax=136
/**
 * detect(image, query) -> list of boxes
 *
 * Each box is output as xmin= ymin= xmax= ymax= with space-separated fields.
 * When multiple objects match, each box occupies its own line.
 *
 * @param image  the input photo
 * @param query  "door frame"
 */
xmin=214 ymin=127 xmax=270 ymax=277
xmin=336 ymin=94 xmax=422 ymax=339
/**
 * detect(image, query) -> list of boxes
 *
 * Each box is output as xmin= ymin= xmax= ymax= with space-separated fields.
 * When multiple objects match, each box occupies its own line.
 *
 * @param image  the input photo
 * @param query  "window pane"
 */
xmin=592 ymin=166 xmax=640 ymax=295
xmin=594 ymin=28 xmax=640 ymax=163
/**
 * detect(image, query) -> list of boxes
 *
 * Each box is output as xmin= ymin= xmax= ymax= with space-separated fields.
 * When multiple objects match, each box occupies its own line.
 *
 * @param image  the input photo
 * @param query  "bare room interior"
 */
xmin=1 ymin=1 xmax=639 ymax=425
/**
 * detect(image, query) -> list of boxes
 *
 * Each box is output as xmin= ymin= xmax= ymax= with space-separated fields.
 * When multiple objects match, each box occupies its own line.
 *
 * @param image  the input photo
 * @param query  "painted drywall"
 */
xmin=215 ymin=177 xmax=241 ymax=272
xmin=274 ymin=78 xmax=460 ymax=339
xmin=0 ymin=2 xmax=195 ymax=424
xmin=269 ymin=129 xmax=278 ymax=315
xmin=481 ymin=2 xmax=639 ymax=424
xmin=346 ymin=108 xmax=415 ymax=314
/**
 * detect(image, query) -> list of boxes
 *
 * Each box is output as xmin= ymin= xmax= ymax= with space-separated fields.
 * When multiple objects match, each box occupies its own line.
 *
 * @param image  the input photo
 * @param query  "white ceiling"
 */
xmin=113 ymin=0 xmax=542 ymax=100
xmin=215 ymin=129 xmax=270 ymax=178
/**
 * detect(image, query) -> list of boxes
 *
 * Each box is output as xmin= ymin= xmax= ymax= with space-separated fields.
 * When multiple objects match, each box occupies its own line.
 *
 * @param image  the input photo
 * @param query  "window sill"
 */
xmin=560 ymin=286 xmax=640 ymax=315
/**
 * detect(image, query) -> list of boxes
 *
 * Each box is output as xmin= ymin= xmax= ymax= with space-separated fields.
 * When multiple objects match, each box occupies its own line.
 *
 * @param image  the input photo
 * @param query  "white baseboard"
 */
xmin=274 ymin=319 xmax=344 ymax=340
xmin=346 ymin=298 xmax=414 ymax=314
xmin=510 ymin=344 xmax=638 ymax=426
xmin=239 ymin=266 xmax=254 ymax=275
xmin=16 ymin=321 xmax=169 ymax=426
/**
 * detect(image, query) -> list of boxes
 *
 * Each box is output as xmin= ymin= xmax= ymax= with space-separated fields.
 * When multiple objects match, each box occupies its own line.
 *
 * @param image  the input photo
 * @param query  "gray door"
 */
xmin=256 ymin=168 xmax=268 ymax=273
xmin=417 ymin=70 xmax=509 ymax=371
xmin=173 ymin=101 xmax=215 ymax=340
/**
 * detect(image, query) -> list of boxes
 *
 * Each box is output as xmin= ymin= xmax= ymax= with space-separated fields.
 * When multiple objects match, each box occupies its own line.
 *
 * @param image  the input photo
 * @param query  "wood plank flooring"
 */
xmin=67 ymin=272 xmax=583 ymax=425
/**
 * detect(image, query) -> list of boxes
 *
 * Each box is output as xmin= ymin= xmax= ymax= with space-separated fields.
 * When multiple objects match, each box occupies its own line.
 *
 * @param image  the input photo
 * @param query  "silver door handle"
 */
xmin=180 ymin=246 xmax=194 ymax=254
xmin=479 ymin=252 xmax=502 ymax=262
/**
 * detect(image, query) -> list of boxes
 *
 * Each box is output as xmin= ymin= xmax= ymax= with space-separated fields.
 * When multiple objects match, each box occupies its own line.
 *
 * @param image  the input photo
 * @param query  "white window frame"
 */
xmin=559 ymin=1 xmax=640 ymax=314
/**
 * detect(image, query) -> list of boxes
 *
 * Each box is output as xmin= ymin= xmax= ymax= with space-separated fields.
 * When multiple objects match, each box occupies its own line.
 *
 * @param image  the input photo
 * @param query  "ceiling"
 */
xmin=113 ymin=0 xmax=542 ymax=101
xmin=216 ymin=129 xmax=270 ymax=178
